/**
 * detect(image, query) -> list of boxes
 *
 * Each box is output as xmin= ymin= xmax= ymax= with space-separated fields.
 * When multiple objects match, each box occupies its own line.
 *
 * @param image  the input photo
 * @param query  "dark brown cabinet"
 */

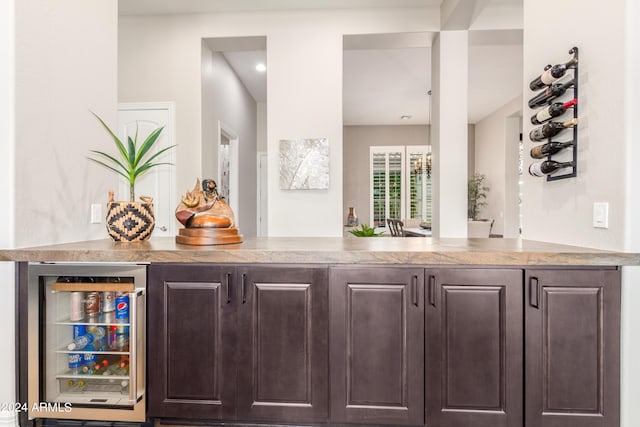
xmin=329 ymin=267 xmax=425 ymax=426
xmin=525 ymin=269 xmax=620 ymax=427
xmin=147 ymin=263 xmax=621 ymax=427
xmin=147 ymin=264 xmax=236 ymax=419
xmin=425 ymin=268 xmax=523 ymax=427
xmin=147 ymin=264 xmax=328 ymax=423
xmin=236 ymin=266 xmax=329 ymax=422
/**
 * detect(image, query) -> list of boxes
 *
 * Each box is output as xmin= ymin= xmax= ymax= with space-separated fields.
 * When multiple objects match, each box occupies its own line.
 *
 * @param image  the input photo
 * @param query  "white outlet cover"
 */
xmin=593 ymin=202 xmax=609 ymax=229
xmin=91 ymin=204 xmax=102 ymax=224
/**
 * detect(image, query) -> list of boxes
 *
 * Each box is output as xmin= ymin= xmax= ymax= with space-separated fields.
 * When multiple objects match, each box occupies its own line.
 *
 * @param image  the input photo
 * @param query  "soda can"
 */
xmin=115 ymin=293 xmax=129 ymax=321
xmin=103 ymin=311 xmax=116 ymax=324
xmin=107 ymin=326 xmax=117 ymax=350
xmin=85 ymin=292 xmax=101 ymax=317
xmin=103 ymin=291 xmax=116 ymax=312
xmin=70 ymin=292 xmax=85 ymax=321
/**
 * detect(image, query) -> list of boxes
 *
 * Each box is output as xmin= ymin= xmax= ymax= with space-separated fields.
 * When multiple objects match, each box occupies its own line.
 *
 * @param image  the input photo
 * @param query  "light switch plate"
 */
xmin=91 ymin=204 xmax=102 ymax=224
xmin=593 ymin=202 xmax=609 ymax=228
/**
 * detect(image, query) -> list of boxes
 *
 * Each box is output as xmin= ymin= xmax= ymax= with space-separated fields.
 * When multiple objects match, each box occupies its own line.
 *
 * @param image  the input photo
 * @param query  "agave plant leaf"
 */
xmin=135 ymin=127 xmax=164 ymax=168
xmin=91 ymin=112 xmax=129 ymax=162
xmin=88 ymin=150 xmax=130 ymax=178
xmin=88 ymin=111 xmax=175 ymax=201
xmin=87 ymin=154 xmax=131 ymax=181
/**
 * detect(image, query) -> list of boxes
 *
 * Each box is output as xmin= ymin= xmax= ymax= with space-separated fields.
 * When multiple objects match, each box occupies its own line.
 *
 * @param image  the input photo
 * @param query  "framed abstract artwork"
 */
xmin=279 ymin=138 xmax=330 ymax=190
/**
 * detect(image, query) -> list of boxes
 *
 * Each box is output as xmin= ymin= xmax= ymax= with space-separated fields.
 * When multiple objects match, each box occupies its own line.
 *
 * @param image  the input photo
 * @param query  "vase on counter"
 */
xmin=346 ymin=207 xmax=359 ymax=226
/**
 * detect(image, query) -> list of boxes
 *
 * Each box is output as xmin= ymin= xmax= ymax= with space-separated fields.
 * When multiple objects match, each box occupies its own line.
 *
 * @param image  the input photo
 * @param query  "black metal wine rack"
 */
xmin=528 ymin=46 xmax=579 ymax=181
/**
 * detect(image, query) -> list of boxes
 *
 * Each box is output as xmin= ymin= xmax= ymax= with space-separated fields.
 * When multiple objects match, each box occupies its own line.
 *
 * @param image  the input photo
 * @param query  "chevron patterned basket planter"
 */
xmin=106 ymin=198 xmax=155 ymax=242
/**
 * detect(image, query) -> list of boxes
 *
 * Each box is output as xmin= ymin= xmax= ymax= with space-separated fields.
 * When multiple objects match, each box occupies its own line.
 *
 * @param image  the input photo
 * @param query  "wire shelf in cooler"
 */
xmin=54 ymin=317 xmax=131 ymax=327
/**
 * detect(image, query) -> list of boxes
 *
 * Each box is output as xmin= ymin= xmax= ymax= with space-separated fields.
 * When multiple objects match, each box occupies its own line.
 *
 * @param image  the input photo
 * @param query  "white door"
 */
xmin=117 ymin=102 xmax=176 ymax=238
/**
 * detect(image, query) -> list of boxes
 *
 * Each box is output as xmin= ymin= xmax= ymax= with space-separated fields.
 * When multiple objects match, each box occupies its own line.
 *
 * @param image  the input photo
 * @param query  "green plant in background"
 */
xmin=88 ymin=112 xmax=176 ymax=202
xmin=468 ymin=173 xmax=490 ymax=220
xmin=349 ymin=224 xmax=384 ymax=237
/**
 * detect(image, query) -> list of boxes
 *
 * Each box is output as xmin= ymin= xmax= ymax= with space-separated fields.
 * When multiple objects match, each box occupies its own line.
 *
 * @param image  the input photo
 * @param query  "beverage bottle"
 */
xmin=529 ymin=118 xmax=578 ymax=142
xmin=530 ymin=99 xmax=577 ymax=125
xmin=67 ymin=326 xmax=106 ymax=350
xmin=530 ymin=141 xmax=575 ymax=159
xmin=528 ymin=160 xmax=575 ymax=177
xmin=68 ymin=324 xmax=87 ymax=374
xmin=82 ymin=360 xmax=103 ymax=375
xmin=68 ymin=353 xmax=83 ymax=375
xmin=528 ymin=79 xmax=575 ymax=108
xmin=529 ymin=57 xmax=578 ymax=90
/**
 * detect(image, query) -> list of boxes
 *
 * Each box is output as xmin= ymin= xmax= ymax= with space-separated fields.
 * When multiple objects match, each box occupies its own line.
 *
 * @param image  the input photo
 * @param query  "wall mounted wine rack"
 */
xmin=528 ymin=46 xmax=579 ymax=181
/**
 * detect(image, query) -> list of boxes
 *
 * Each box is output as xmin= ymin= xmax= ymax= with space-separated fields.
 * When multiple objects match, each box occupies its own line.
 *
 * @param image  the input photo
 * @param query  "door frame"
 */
xmin=257 ymin=151 xmax=268 ymax=236
xmin=217 ymin=121 xmax=239 ymax=227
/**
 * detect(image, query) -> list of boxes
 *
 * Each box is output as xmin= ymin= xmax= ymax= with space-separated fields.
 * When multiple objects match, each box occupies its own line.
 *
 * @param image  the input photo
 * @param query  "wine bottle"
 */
xmin=528 ymin=160 xmax=574 ymax=177
xmin=529 ymin=118 xmax=578 ymax=142
xmin=529 ymin=57 xmax=578 ymax=90
xmin=530 ymin=140 xmax=575 ymax=159
xmin=530 ymin=99 xmax=577 ymax=125
xmin=528 ymin=79 xmax=575 ymax=108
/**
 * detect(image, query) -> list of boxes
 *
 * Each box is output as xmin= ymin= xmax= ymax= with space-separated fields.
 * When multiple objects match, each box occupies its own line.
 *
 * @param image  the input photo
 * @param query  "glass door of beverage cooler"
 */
xmin=26 ymin=263 xmax=147 ymax=422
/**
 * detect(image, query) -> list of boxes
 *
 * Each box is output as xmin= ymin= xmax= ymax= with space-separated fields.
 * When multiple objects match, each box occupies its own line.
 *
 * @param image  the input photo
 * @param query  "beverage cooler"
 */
xmin=23 ymin=263 xmax=147 ymax=423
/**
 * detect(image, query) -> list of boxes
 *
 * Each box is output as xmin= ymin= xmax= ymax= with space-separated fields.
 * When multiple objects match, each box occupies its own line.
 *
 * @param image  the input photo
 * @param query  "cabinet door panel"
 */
xmin=525 ymin=269 xmax=620 ymax=427
xmin=147 ymin=264 xmax=236 ymax=419
xmin=330 ymin=267 xmax=424 ymax=426
xmin=426 ymin=268 xmax=522 ymax=427
xmin=236 ymin=267 xmax=328 ymax=422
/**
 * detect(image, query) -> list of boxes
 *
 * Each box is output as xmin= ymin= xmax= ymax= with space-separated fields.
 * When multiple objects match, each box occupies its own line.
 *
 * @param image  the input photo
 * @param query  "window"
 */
xmin=370 ymin=145 xmax=431 ymax=228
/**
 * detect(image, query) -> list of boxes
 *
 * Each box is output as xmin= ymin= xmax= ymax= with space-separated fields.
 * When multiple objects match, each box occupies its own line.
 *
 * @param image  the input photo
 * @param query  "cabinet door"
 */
xmin=329 ymin=267 xmax=424 ymax=426
xmin=425 ymin=268 xmax=523 ymax=427
xmin=147 ymin=264 xmax=236 ymax=419
xmin=236 ymin=266 xmax=329 ymax=423
xmin=525 ymin=269 xmax=620 ymax=427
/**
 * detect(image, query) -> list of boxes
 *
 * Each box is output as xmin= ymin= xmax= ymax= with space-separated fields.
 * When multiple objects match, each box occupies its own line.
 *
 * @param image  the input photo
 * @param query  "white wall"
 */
xmin=119 ymin=8 xmax=438 ymax=236
xmin=474 ymin=95 xmax=522 ymax=235
xmin=201 ymin=46 xmax=258 ymax=237
xmin=343 ymin=125 xmax=429 ymax=227
xmin=0 ymin=0 xmax=15 ymax=424
xmin=14 ymin=0 xmax=118 ymax=248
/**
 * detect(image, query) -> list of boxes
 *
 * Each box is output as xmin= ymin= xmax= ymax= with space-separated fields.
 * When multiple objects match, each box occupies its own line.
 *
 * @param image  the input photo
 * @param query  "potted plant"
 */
xmin=468 ymin=173 xmax=489 ymax=220
xmin=348 ymin=224 xmax=384 ymax=237
xmin=88 ymin=112 xmax=176 ymax=242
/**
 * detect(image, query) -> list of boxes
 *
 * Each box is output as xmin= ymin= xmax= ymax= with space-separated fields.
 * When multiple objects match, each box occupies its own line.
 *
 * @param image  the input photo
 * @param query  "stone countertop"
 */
xmin=0 ymin=237 xmax=638 ymax=266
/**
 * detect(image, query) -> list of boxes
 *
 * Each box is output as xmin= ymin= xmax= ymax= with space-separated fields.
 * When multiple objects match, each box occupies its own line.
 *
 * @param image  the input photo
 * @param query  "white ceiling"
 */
xmin=119 ymin=0 xmax=443 ymax=15
xmin=120 ymin=0 xmax=524 ymax=125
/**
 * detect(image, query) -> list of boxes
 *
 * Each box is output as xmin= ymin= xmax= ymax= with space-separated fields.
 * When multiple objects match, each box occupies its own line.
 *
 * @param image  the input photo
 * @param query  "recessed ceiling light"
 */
xmin=400 ymin=115 xmax=412 ymax=120
xmin=256 ymin=63 xmax=267 ymax=72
